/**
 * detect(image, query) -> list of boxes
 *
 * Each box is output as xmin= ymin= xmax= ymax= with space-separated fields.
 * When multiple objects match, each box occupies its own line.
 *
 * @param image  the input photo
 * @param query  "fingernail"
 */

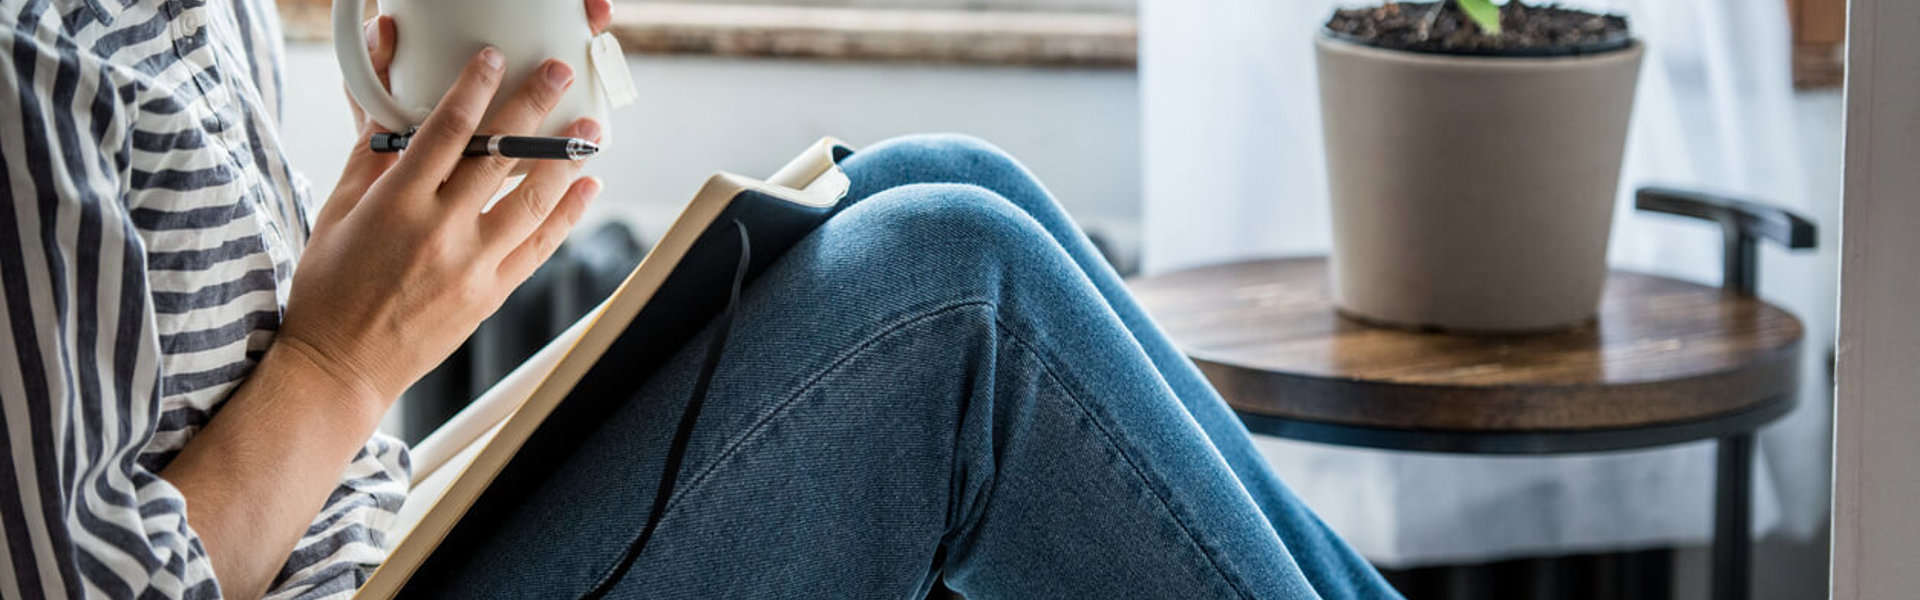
xmin=584 ymin=177 xmax=603 ymax=199
xmin=544 ymin=61 xmax=574 ymax=87
xmin=364 ymin=21 xmax=378 ymax=52
xmin=479 ymin=47 xmax=504 ymax=70
xmin=573 ymin=119 xmax=603 ymax=143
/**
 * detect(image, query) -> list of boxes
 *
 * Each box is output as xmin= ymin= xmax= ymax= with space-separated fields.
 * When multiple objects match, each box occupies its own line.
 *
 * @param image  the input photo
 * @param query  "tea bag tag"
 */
xmin=590 ymin=33 xmax=638 ymax=108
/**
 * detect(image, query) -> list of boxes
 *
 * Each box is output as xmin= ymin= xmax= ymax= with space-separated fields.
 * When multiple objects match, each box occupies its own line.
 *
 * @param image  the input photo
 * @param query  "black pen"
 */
xmin=370 ymin=132 xmax=599 ymax=161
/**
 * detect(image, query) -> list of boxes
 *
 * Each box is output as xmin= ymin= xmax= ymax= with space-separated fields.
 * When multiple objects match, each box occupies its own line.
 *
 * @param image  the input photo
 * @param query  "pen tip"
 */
xmin=567 ymin=139 xmax=600 ymax=161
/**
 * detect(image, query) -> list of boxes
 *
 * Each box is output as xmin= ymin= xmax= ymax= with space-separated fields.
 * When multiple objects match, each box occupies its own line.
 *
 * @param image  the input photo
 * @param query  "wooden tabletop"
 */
xmin=1129 ymin=258 xmax=1804 ymax=433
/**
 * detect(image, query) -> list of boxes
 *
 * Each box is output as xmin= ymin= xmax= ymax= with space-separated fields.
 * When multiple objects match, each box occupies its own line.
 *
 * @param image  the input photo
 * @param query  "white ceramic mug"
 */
xmin=333 ymin=0 xmax=611 ymax=141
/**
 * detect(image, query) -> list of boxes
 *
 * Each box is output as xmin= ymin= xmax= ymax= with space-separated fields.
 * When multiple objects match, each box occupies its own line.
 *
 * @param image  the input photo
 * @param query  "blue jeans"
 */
xmin=413 ymin=135 xmax=1401 ymax=599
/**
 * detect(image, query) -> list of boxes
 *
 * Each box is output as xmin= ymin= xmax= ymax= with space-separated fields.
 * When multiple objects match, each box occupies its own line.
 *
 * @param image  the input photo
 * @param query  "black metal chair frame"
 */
xmin=1634 ymin=186 xmax=1817 ymax=600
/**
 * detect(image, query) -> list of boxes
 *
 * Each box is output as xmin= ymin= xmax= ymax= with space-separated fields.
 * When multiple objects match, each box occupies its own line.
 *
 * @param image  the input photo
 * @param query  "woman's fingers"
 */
xmin=371 ymin=16 xmax=396 ymax=90
xmin=587 ymin=0 xmax=613 ymax=35
xmin=478 ymin=119 xmax=599 ymax=245
xmin=483 ymin=60 xmax=574 ymax=134
xmin=498 ymin=177 xmax=600 ymax=281
xmin=318 ymin=126 xmax=403 ymax=229
xmin=483 ymin=159 xmax=582 ymax=251
xmin=344 ymin=16 xmax=397 ymax=132
xmin=392 ymin=47 xmax=507 ymax=184
xmin=441 ymin=59 xmax=577 ymax=201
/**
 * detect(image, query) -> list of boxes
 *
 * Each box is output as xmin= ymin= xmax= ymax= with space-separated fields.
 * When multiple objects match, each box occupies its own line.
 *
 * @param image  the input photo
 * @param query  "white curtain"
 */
xmin=1140 ymin=0 xmax=1835 ymax=566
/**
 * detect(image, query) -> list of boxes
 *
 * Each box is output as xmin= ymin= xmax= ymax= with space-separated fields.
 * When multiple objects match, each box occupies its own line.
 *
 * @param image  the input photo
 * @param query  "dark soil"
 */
xmin=1325 ymin=2 xmax=1631 ymax=56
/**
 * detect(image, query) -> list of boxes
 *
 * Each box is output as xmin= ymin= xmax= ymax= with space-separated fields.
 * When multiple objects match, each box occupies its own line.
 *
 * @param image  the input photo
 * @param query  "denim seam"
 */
xmin=582 ymin=300 xmax=998 ymax=594
xmin=991 ymin=316 xmax=1258 ymax=600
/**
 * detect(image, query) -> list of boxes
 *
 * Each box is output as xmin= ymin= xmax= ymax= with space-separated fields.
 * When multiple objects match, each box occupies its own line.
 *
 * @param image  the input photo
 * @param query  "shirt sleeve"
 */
xmin=0 ymin=26 xmax=223 ymax=600
xmin=262 ymin=435 xmax=411 ymax=600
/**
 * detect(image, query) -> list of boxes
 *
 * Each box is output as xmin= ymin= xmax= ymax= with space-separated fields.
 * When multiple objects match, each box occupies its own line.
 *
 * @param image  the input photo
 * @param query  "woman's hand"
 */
xmin=284 ymin=46 xmax=604 ymax=410
xmin=297 ymin=0 xmax=618 ymax=409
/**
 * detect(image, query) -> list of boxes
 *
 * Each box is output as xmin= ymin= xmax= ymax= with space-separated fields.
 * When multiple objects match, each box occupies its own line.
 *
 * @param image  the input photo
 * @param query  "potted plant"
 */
xmin=1317 ymin=0 xmax=1640 ymax=332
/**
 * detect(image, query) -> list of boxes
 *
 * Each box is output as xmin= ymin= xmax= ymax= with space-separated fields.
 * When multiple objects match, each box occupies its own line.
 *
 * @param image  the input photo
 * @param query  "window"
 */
xmin=276 ymin=0 xmax=1137 ymax=68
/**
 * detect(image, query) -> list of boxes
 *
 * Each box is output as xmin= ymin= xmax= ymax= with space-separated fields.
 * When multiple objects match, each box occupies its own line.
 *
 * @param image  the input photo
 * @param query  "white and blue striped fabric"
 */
xmin=0 ymin=0 xmax=410 ymax=598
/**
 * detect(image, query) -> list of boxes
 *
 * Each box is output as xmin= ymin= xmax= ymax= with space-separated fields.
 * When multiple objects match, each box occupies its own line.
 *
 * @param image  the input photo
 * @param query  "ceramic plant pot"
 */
xmin=1316 ymin=34 xmax=1643 ymax=333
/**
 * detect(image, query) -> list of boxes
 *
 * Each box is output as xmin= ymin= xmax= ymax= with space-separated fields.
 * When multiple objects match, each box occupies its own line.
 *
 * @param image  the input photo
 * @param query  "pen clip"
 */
xmin=369 ymin=128 xmax=420 ymax=153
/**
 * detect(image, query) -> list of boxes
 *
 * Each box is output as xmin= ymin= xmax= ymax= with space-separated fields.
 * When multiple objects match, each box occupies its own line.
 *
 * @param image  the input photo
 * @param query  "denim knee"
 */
xmin=834 ymin=182 xmax=1058 ymax=274
xmin=849 ymin=134 xmax=1036 ymax=198
xmin=866 ymin=133 xmax=1014 ymax=170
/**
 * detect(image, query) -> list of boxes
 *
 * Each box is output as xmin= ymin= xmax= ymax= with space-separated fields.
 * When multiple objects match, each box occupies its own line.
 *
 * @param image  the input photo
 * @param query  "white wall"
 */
xmin=278 ymin=45 xmax=1142 ymax=251
xmin=1831 ymin=0 xmax=1920 ymax=596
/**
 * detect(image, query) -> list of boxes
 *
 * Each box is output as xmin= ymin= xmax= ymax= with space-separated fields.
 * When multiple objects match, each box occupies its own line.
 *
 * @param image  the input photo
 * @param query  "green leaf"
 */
xmin=1456 ymin=0 xmax=1502 ymax=35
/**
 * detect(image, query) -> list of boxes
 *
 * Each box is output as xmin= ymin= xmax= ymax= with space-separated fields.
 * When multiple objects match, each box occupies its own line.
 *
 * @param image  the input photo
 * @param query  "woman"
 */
xmin=0 ymin=0 xmax=1399 ymax=598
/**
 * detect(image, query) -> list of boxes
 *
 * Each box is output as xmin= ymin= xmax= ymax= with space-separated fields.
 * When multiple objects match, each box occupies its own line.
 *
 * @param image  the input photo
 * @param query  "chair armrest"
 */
xmin=1635 ymin=187 xmax=1817 ymax=249
xmin=1634 ymin=187 xmax=1819 ymax=294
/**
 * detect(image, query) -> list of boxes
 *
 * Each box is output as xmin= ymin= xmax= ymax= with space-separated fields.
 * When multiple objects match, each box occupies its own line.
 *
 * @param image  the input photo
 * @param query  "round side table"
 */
xmin=1129 ymin=257 xmax=1803 ymax=600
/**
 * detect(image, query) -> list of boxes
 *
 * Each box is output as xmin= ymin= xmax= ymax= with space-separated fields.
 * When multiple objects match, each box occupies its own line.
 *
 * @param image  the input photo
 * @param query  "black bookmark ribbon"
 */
xmin=581 ymin=220 xmax=752 ymax=600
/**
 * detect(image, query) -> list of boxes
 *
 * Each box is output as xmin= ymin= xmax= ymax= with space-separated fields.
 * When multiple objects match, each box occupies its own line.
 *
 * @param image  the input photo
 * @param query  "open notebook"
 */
xmin=356 ymin=138 xmax=855 ymax=599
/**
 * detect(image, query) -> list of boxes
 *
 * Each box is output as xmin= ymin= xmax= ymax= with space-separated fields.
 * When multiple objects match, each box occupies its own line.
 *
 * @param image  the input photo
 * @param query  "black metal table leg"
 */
xmin=1712 ymin=433 xmax=1754 ymax=600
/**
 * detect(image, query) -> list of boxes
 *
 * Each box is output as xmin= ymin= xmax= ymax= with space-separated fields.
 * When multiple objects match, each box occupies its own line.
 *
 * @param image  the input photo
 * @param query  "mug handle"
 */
xmin=333 ymin=0 xmax=413 ymax=132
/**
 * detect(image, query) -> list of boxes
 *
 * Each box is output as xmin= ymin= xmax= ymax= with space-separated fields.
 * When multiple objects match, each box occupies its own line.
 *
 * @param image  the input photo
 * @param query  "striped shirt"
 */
xmin=0 ymin=0 xmax=411 ymax=598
